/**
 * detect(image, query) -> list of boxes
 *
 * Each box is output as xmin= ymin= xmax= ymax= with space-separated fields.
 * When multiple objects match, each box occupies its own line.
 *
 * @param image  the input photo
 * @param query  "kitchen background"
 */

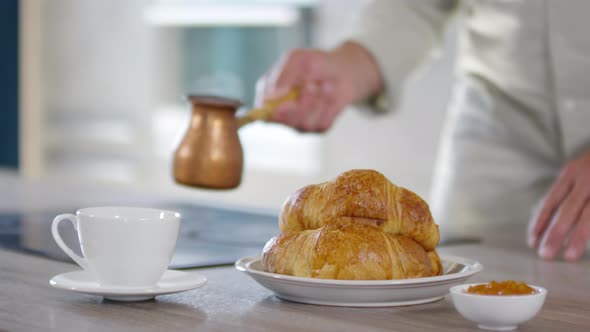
xmin=13 ymin=0 xmax=457 ymax=211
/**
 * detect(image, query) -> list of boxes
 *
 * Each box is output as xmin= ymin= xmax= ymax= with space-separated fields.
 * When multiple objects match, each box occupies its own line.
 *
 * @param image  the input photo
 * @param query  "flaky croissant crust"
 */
xmin=263 ymin=222 xmax=442 ymax=280
xmin=279 ymin=169 xmax=439 ymax=250
xmin=262 ymin=169 xmax=442 ymax=280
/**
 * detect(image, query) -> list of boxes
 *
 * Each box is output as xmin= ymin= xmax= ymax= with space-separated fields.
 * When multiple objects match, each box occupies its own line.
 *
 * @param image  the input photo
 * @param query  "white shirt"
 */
xmin=351 ymin=0 xmax=590 ymax=234
xmin=353 ymin=0 xmax=590 ymax=161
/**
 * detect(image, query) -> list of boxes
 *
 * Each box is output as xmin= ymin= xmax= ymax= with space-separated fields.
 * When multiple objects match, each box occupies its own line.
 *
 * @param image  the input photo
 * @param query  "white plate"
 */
xmin=50 ymin=269 xmax=207 ymax=302
xmin=235 ymin=255 xmax=482 ymax=307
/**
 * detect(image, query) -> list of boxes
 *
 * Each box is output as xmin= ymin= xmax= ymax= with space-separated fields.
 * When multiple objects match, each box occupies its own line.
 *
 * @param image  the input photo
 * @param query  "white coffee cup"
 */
xmin=51 ymin=206 xmax=181 ymax=288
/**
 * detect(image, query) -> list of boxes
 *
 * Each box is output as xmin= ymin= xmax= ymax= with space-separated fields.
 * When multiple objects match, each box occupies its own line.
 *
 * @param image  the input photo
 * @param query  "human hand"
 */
xmin=255 ymin=41 xmax=383 ymax=132
xmin=528 ymin=151 xmax=590 ymax=261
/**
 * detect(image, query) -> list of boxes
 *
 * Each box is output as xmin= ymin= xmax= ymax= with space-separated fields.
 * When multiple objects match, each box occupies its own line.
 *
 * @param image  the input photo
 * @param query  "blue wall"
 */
xmin=0 ymin=0 xmax=19 ymax=168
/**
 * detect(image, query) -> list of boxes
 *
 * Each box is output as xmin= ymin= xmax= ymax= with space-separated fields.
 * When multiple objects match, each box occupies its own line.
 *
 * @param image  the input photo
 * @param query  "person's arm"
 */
xmin=255 ymin=0 xmax=459 ymax=132
xmin=350 ymin=0 xmax=460 ymax=112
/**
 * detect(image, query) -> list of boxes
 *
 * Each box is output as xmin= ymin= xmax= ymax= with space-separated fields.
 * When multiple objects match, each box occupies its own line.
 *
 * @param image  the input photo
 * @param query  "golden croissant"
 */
xmin=262 ymin=169 xmax=442 ymax=280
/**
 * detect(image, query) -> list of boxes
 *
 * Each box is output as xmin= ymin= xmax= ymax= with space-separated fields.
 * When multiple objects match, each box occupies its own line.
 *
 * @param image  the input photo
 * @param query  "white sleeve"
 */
xmin=351 ymin=0 xmax=460 ymax=112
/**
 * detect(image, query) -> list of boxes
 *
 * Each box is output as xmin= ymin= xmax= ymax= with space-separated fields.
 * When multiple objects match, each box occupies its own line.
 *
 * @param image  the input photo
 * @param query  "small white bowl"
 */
xmin=450 ymin=283 xmax=547 ymax=331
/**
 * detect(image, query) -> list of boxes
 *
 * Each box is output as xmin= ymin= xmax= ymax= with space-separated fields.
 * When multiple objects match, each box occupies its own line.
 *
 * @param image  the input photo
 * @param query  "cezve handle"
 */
xmin=237 ymin=88 xmax=300 ymax=128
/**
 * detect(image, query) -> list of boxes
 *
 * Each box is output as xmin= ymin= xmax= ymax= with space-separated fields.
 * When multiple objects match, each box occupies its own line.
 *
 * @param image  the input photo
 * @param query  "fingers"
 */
xmin=271 ymin=81 xmax=322 ymax=128
xmin=537 ymin=182 xmax=589 ymax=260
xmin=254 ymin=51 xmax=303 ymax=109
xmin=563 ymin=203 xmax=590 ymax=261
xmin=273 ymin=100 xmax=298 ymax=124
xmin=268 ymin=79 xmax=340 ymax=132
xmin=314 ymin=83 xmax=341 ymax=132
xmin=274 ymin=51 xmax=310 ymax=93
xmin=268 ymin=49 xmax=325 ymax=101
xmin=298 ymin=82 xmax=326 ymax=131
xmin=527 ymin=152 xmax=590 ymax=261
xmin=273 ymin=81 xmax=335 ymax=132
xmin=254 ymin=48 xmax=346 ymax=132
xmin=527 ymin=166 xmax=575 ymax=248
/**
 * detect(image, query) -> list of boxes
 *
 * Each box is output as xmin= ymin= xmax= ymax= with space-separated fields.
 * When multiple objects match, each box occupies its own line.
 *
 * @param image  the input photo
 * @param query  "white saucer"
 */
xmin=50 ymin=270 xmax=207 ymax=302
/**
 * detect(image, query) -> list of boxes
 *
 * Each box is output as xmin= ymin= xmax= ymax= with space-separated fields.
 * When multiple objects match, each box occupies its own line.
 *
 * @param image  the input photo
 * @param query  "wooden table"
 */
xmin=1 ymin=170 xmax=589 ymax=331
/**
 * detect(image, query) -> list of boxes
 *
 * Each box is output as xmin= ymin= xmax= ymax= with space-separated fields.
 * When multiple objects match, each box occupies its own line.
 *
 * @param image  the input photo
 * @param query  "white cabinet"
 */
xmin=20 ymin=0 xmax=320 ymax=189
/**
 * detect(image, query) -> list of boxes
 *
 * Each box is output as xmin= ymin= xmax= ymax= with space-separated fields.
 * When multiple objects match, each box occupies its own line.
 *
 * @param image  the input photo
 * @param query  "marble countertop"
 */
xmin=1 ymin=170 xmax=589 ymax=331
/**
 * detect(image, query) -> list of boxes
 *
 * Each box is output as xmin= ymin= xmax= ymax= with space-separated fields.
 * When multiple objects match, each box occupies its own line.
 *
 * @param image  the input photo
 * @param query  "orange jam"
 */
xmin=466 ymin=280 xmax=536 ymax=295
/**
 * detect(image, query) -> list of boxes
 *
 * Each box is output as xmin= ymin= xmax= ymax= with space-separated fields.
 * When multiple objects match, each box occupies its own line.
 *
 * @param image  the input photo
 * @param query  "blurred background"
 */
xmin=5 ymin=0 xmax=456 ymax=210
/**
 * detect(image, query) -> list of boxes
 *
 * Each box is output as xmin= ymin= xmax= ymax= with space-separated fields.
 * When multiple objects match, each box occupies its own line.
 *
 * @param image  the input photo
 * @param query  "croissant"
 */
xmin=262 ymin=222 xmax=442 ymax=280
xmin=262 ymin=169 xmax=442 ymax=280
xmin=279 ymin=169 xmax=440 ymax=251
